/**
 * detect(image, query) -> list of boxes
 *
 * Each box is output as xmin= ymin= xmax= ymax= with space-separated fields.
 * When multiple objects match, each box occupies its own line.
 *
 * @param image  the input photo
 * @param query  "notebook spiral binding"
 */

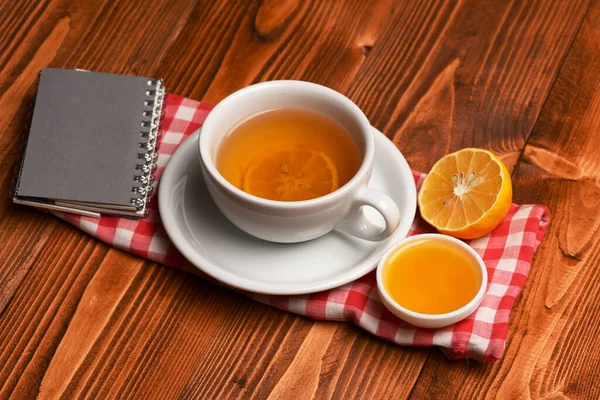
xmin=130 ymin=79 xmax=166 ymax=215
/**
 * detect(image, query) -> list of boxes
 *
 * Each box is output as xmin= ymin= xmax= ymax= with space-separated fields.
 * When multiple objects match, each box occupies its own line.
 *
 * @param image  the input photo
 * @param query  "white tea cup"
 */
xmin=198 ymin=80 xmax=401 ymax=243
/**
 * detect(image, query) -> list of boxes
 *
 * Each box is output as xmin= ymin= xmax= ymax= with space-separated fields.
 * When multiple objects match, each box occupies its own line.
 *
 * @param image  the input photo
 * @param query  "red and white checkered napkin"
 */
xmin=53 ymin=94 xmax=550 ymax=362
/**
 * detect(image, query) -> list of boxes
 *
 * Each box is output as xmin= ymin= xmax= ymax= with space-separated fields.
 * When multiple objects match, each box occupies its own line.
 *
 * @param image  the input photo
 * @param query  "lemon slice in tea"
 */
xmin=242 ymin=145 xmax=339 ymax=201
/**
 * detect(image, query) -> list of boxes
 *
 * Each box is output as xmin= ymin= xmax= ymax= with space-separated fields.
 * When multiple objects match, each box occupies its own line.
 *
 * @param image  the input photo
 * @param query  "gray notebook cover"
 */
xmin=16 ymin=68 xmax=158 ymax=208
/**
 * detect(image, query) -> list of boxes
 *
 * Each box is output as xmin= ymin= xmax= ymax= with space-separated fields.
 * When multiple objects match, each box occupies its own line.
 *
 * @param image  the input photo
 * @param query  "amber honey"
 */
xmin=383 ymin=238 xmax=481 ymax=314
xmin=216 ymin=108 xmax=361 ymax=201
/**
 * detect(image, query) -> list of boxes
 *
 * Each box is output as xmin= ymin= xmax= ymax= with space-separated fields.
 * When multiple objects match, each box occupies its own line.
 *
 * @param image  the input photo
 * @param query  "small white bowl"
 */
xmin=376 ymin=234 xmax=487 ymax=329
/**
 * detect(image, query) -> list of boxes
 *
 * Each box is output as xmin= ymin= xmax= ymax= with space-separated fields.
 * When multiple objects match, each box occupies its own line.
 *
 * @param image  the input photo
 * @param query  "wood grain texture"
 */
xmin=350 ymin=0 xmax=590 ymax=173
xmin=0 ymin=0 xmax=197 ymax=323
xmin=1 ymin=0 xmax=599 ymax=398
xmin=410 ymin=1 xmax=600 ymax=398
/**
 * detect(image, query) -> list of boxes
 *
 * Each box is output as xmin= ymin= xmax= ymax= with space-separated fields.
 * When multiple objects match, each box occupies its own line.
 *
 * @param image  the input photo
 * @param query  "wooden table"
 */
xmin=1 ymin=0 xmax=599 ymax=398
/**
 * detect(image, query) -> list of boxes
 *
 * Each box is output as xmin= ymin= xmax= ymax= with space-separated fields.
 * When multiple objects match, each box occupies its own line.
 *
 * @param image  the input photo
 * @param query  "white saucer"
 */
xmin=158 ymin=128 xmax=417 ymax=295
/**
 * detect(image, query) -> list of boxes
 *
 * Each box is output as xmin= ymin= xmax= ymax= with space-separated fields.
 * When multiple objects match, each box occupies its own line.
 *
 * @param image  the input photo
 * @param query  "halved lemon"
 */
xmin=242 ymin=145 xmax=339 ymax=201
xmin=418 ymin=148 xmax=512 ymax=239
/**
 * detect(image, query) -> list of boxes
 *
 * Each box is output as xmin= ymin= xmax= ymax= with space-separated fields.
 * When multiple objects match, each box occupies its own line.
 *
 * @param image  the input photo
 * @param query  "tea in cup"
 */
xmin=199 ymin=81 xmax=402 ymax=243
xmin=217 ymin=107 xmax=361 ymax=201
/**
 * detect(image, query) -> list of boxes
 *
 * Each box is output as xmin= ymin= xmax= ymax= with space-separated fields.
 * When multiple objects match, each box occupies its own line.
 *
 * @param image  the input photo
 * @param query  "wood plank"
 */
xmin=0 ymin=210 xmax=58 ymax=313
xmin=0 ymin=0 xmax=110 ymax=315
xmin=0 ymin=0 xmax=197 ymax=320
xmin=411 ymin=1 xmax=600 ymax=398
xmin=37 ymin=250 xmax=146 ymax=399
xmin=0 ymin=224 xmax=108 ymax=399
xmin=158 ymin=0 xmax=397 ymax=101
xmin=0 ymin=0 xmax=196 ymax=217
xmin=0 ymin=0 xmax=108 ymax=219
xmin=158 ymin=0 xmax=590 ymax=172
xmin=347 ymin=0 xmax=590 ymax=173
xmin=30 ymin=265 xmax=428 ymax=399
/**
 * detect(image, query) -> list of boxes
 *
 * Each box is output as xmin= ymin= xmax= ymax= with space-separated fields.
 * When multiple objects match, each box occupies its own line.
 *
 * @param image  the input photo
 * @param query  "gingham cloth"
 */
xmin=52 ymin=94 xmax=550 ymax=362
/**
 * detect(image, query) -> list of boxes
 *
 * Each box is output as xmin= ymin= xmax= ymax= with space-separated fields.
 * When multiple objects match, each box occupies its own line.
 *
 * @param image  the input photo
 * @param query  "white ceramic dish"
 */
xmin=376 ymin=234 xmax=487 ymax=328
xmin=158 ymin=127 xmax=417 ymax=295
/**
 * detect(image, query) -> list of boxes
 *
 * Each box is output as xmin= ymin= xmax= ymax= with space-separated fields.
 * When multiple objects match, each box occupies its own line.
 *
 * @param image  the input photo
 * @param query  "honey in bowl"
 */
xmin=216 ymin=108 xmax=361 ymax=201
xmin=382 ymin=238 xmax=482 ymax=314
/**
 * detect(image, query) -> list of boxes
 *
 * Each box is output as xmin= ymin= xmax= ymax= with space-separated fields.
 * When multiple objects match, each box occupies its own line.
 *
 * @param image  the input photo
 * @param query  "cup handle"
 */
xmin=335 ymin=187 xmax=401 ymax=241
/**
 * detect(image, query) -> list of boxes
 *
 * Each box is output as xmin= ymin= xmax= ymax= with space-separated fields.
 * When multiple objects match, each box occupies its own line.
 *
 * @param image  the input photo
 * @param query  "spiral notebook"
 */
xmin=12 ymin=68 xmax=166 ymax=218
